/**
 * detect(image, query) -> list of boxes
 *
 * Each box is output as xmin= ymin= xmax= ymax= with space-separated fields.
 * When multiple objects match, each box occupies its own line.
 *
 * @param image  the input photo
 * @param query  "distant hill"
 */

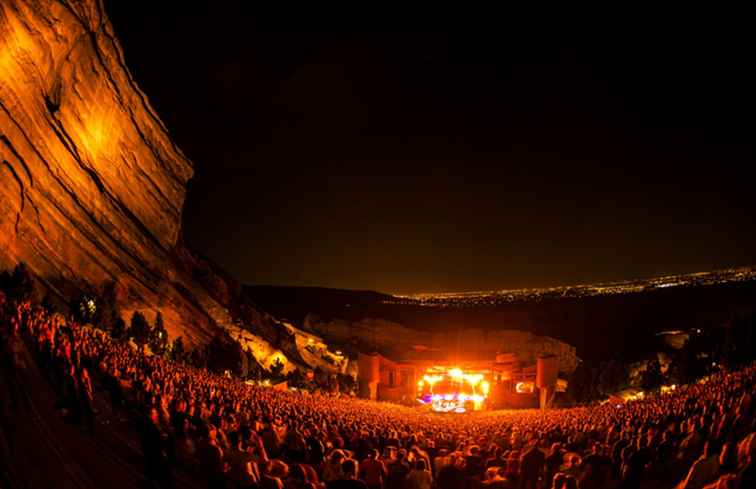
xmin=246 ymin=269 xmax=756 ymax=364
xmin=243 ymin=286 xmax=394 ymax=324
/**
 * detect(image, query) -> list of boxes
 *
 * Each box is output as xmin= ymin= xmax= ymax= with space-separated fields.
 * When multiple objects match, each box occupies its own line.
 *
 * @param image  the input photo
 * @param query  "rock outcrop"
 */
xmin=305 ymin=315 xmax=579 ymax=373
xmin=0 ymin=0 xmax=211 ymax=339
xmin=0 ymin=0 xmax=303 ymax=365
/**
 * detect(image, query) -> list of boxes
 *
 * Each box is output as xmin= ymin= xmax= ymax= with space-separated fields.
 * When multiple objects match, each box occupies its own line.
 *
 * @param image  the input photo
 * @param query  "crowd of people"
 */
xmin=1 ymin=296 xmax=755 ymax=489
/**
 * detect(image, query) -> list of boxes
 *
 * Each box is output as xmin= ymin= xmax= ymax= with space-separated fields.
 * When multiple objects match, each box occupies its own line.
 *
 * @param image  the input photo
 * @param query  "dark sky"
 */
xmin=105 ymin=6 xmax=756 ymax=294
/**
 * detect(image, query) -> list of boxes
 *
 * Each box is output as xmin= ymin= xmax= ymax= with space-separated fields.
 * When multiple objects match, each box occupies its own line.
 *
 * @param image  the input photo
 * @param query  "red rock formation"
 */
xmin=0 ymin=0 xmax=212 ymax=343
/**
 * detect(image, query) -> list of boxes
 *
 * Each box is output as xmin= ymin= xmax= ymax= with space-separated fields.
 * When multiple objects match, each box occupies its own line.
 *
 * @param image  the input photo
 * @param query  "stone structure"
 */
xmin=357 ymin=352 xmax=381 ymax=400
xmin=536 ymin=354 xmax=559 ymax=409
xmin=357 ymin=344 xmax=570 ymax=409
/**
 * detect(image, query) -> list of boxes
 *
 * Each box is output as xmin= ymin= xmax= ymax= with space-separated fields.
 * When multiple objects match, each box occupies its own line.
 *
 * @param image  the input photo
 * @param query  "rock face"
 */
xmin=305 ymin=315 xmax=579 ymax=374
xmin=0 ymin=0 xmax=350 ymax=376
xmin=1 ymin=1 xmax=219 ymax=345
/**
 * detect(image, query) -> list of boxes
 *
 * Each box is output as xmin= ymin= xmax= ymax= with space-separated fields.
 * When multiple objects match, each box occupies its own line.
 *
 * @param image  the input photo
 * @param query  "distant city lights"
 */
xmin=388 ymin=267 xmax=756 ymax=308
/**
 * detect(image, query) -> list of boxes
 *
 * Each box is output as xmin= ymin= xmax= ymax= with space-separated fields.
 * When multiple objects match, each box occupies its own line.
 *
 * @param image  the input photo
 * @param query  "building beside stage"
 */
xmin=357 ymin=340 xmax=573 ymax=409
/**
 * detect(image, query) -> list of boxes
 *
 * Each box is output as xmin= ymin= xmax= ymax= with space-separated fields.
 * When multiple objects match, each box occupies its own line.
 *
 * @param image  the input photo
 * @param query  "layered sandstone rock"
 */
xmin=0 ymin=1 xmax=258 ymax=350
xmin=0 ymin=0 xmax=210 ymax=341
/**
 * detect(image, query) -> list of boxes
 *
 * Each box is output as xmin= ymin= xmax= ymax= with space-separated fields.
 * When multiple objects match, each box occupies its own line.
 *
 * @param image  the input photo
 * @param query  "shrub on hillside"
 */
xmin=129 ymin=311 xmax=151 ymax=351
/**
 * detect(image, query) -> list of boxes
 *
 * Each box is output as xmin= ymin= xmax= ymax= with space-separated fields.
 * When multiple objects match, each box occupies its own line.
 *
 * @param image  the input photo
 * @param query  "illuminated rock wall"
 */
xmin=0 ymin=0 xmax=208 ymax=343
xmin=0 ymin=0 xmax=351 ymax=376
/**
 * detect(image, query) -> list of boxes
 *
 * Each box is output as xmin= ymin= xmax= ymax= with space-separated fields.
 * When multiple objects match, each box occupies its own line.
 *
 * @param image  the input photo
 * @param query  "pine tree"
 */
xmin=149 ymin=311 xmax=169 ymax=356
xmin=72 ymin=294 xmax=97 ymax=325
xmin=93 ymin=281 xmax=119 ymax=332
xmin=4 ymin=263 xmax=35 ymax=300
xmin=245 ymin=349 xmax=262 ymax=380
xmin=129 ymin=311 xmax=151 ymax=351
xmin=171 ymin=336 xmax=186 ymax=362
xmin=111 ymin=317 xmax=126 ymax=340
xmin=269 ymin=358 xmax=285 ymax=382
xmin=205 ymin=330 xmax=247 ymax=376
xmin=286 ymin=368 xmax=305 ymax=388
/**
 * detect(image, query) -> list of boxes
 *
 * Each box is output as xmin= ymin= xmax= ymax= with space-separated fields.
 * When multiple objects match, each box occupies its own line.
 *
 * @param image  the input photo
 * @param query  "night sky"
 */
xmin=105 ymin=6 xmax=756 ymax=294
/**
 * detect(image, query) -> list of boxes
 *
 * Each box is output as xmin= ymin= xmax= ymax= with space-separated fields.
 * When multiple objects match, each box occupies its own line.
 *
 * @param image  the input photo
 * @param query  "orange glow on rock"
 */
xmin=77 ymin=108 xmax=119 ymax=159
xmin=0 ymin=7 xmax=36 ymax=77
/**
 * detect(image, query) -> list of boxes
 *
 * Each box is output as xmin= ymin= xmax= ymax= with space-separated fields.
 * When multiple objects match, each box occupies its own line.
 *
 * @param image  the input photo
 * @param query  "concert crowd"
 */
xmin=2 ymin=297 xmax=755 ymax=489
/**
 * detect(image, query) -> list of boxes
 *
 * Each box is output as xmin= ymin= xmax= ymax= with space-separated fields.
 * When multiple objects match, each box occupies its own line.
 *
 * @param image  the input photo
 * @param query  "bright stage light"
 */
xmin=423 ymin=374 xmax=443 ymax=386
xmin=419 ymin=366 xmax=492 ymax=413
xmin=463 ymin=373 xmax=483 ymax=385
xmin=516 ymin=381 xmax=535 ymax=394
